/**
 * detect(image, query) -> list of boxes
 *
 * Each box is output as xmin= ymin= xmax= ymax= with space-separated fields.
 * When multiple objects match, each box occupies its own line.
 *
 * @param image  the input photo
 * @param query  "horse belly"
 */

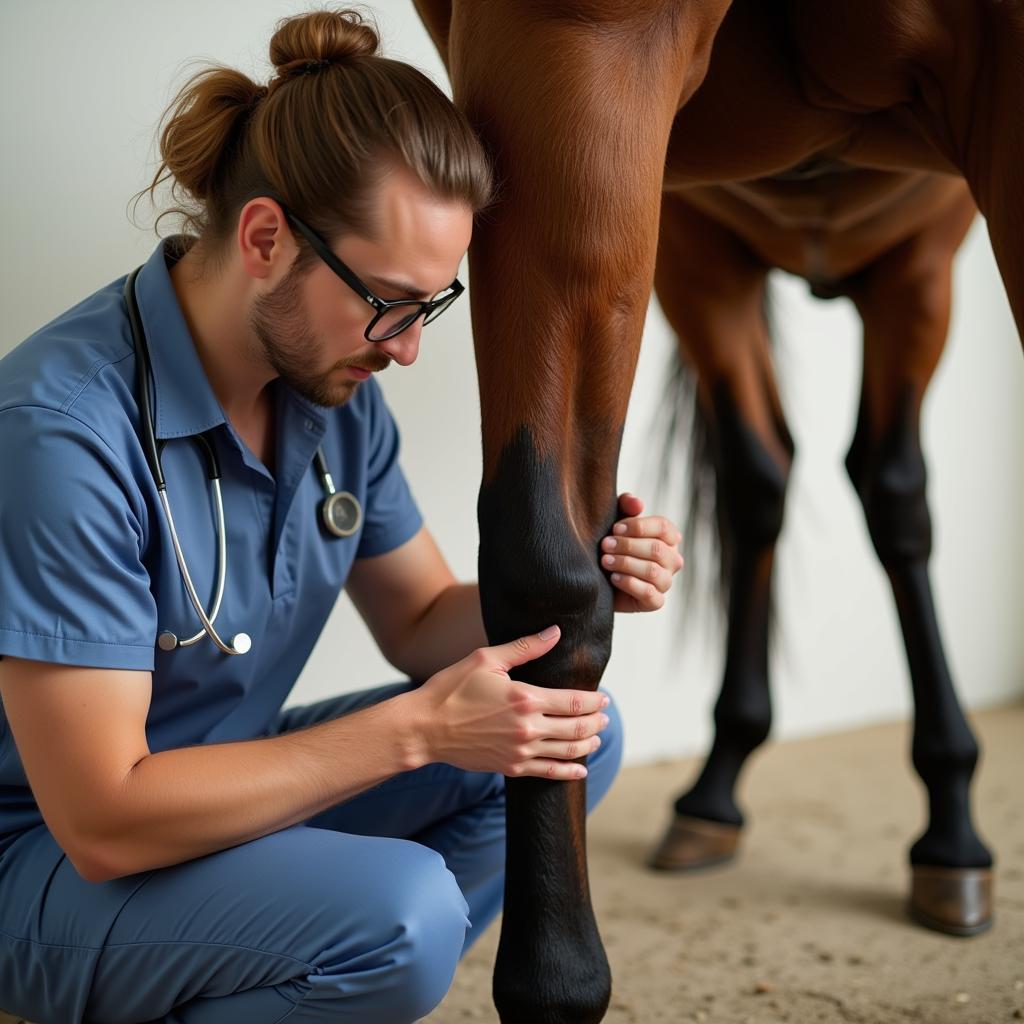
xmin=678 ymin=172 xmax=968 ymax=284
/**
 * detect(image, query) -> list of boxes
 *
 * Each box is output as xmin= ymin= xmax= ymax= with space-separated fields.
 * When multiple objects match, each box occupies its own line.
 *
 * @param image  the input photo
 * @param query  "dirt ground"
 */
xmin=427 ymin=704 xmax=1024 ymax=1024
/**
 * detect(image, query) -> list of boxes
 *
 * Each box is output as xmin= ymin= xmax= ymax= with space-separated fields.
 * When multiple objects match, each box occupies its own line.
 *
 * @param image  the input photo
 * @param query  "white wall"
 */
xmin=2 ymin=1 xmax=1021 ymax=766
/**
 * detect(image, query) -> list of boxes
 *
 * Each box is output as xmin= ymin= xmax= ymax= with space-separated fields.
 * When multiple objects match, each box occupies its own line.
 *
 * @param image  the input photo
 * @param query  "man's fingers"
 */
xmin=507 ymin=759 xmax=589 ymax=781
xmin=531 ymin=685 xmax=608 ymax=717
xmin=601 ymin=535 xmax=684 ymax=572
xmin=601 ymin=553 xmax=672 ymax=592
xmin=612 ymin=515 xmax=681 ymax=544
xmin=483 ymin=625 xmax=561 ymax=672
xmin=539 ymin=710 xmax=609 ymax=742
xmin=616 ymin=492 xmax=645 ymax=517
xmin=534 ymin=734 xmax=603 ymax=760
xmin=610 ymin=571 xmax=665 ymax=609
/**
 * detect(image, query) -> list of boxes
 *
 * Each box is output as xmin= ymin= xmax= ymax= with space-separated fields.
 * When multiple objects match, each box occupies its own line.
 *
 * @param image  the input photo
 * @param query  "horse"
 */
xmin=411 ymin=2 xmax=1024 ymax=1021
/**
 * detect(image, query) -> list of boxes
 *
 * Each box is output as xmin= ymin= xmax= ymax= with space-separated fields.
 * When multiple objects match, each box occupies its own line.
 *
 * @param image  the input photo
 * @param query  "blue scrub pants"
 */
xmin=0 ymin=683 xmax=622 ymax=1024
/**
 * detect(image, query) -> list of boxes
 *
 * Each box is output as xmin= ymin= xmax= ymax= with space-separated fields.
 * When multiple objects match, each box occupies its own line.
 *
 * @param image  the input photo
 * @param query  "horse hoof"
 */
xmin=908 ymin=865 xmax=994 ymax=936
xmin=648 ymin=814 xmax=741 ymax=871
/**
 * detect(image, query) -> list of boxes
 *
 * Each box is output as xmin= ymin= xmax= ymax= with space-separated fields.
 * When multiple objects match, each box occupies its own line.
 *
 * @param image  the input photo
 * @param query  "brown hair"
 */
xmin=140 ymin=8 xmax=492 ymax=267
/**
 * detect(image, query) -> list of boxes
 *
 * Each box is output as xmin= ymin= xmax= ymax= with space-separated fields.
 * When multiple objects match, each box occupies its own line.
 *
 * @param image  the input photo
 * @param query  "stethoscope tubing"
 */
xmin=125 ymin=266 xmax=361 ymax=656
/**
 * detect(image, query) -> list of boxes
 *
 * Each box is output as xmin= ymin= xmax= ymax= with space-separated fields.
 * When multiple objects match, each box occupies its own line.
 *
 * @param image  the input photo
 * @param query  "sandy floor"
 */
xmin=426 ymin=705 xmax=1024 ymax=1024
xmin=1 ymin=707 xmax=1019 ymax=1024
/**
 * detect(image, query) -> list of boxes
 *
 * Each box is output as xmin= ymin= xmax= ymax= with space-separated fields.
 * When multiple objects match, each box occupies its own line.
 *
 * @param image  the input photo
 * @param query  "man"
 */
xmin=0 ymin=11 xmax=683 ymax=1023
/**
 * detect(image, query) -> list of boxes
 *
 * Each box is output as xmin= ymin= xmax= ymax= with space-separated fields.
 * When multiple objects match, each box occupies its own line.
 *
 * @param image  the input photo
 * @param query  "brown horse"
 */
xmin=412 ymin=1 xmax=1023 ymax=1022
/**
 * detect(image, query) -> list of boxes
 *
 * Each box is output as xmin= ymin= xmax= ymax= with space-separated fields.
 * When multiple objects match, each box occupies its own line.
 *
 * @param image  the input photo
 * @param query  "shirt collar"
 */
xmin=132 ymin=236 xmax=227 ymax=440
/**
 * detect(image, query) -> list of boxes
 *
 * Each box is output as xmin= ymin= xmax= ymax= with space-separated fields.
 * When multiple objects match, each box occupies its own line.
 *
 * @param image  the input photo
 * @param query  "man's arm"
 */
xmin=0 ymin=657 xmax=422 ymax=883
xmin=346 ymin=525 xmax=488 ymax=680
xmin=0 ymin=629 xmax=606 ymax=884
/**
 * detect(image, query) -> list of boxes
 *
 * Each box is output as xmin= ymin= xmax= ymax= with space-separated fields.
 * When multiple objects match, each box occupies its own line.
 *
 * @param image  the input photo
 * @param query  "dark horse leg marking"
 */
xmin=479 ymin=427 xmax=620 ymax=1023
xmin=846 ymin=394 xmax=994 ymax=934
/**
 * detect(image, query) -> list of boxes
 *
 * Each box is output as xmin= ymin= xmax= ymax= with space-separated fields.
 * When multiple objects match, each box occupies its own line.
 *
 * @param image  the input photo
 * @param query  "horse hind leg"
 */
xmin=648 ymin=194 xmax=792 ymax=871
xmin=845 ymin=193 xmax=993 ymax=936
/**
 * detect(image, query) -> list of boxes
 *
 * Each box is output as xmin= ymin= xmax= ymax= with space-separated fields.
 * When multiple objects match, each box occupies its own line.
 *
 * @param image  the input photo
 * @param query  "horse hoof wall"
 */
xmin=908 ymin=865 xmax=993 ymax=936
xmin=648 ymin=814 xmax=741 ymax=872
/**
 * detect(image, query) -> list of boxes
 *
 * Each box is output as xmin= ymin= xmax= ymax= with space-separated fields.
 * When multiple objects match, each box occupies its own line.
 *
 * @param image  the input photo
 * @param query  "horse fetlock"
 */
xmin=713 ymin=688 xmax=772 ymax=754
xmin=493 ymin=928 xmax=611 ymax=1024
xmin=912 ymin=733 xmax=980 ymax=782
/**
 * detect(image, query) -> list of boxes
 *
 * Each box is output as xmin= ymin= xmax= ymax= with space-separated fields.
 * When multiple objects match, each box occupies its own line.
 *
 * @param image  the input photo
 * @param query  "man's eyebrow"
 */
xmin=367 ymin=274 xmax=432 ymax=300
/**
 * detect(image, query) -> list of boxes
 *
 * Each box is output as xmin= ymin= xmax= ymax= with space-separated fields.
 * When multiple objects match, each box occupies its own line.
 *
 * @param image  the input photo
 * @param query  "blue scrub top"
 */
xmin=0 ymin=237 xmax=423 ymax=849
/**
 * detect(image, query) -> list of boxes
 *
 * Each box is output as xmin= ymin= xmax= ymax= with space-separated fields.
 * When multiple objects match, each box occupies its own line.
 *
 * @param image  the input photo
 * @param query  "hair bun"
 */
xmin=269 ymin=9 xmax=379 ymax=74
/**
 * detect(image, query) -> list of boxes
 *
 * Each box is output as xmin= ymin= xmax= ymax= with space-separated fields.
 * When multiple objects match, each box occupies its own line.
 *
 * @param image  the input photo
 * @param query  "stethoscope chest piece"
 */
xmin=321 ymin=490 xmax=362 ymax=537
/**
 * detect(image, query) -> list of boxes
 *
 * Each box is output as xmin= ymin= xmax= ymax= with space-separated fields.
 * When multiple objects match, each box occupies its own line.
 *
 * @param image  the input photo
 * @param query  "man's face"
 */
xmin=250 ymin=166 xmax=473 ymax=407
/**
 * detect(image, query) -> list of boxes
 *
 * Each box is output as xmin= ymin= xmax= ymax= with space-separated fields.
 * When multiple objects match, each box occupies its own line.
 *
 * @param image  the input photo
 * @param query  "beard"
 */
xmin=250 ymin=265 xmax=389 ymax=407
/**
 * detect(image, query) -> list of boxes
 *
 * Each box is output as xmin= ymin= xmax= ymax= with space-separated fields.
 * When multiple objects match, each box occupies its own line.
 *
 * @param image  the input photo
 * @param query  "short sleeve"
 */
xmin=355 ymin=383 xmax=423 ymax=559
xmin=0 ymin=407 xmax=158 ymax=669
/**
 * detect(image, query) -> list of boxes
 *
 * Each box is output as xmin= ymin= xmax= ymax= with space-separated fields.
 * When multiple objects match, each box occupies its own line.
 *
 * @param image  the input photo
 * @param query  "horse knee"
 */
xmin=846 ymin=403 xmax=932 ymax=566
xmin=478 ymin=426 xmax=616 ymax=688
xmin=712 ymin=386 xmax=791 ymax=548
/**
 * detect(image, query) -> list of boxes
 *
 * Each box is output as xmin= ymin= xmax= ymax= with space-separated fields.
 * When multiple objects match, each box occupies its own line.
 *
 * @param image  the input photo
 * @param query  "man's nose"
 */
xmin=377 ymin=322 xmax=422 ymax=367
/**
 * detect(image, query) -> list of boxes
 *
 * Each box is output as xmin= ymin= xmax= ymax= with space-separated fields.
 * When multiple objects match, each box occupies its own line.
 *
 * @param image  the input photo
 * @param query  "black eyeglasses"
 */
xmin=278 ymin=204 xmax=464 ymax=342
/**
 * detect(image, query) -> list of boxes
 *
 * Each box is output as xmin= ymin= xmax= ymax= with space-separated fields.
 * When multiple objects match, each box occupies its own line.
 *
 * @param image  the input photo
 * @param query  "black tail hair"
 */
xmin=648 ymin=283 xmax=778 ymax=634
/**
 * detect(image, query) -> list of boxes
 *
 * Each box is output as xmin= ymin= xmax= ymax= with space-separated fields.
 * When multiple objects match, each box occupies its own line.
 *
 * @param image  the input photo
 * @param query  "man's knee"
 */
xmin=586 ymin=690 xmax=623 ymax=808
xmin=309 ymin=841 xmax=469 ymax=1022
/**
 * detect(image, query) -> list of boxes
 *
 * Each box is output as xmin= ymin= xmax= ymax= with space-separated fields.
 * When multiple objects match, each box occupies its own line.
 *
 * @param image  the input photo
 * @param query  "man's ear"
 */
xmin=236 ymin=197 xmax=294 ymax=281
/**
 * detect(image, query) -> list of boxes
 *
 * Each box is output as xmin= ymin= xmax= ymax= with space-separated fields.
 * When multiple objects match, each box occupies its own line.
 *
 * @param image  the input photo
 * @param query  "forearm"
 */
xmin=389 ymin=581 xmax=487 ymax=680
xmin=81 ymin=693 xmax=424 ymax=881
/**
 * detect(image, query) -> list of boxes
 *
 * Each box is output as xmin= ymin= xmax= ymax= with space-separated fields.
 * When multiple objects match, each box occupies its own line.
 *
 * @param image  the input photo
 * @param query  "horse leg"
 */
xmin=845 ymin=188 xmax=993 ymax=936
xmin=433 ymin=4 xmax=731 ymax=1021
xmin=648 ymin=193 xmax=791 ymax=870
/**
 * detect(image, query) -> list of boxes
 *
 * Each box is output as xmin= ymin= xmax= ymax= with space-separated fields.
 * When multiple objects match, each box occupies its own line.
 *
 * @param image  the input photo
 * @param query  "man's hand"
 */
xmin=407 ymin=626 xmax=609 ymax=781
xmin=601 ymin=492 xmax=684 ymax=612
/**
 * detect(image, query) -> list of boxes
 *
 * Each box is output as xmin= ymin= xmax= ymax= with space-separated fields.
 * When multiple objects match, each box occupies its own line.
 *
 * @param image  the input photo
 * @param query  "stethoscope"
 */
xmin=124 ymin=268 xmax=362 ymax=656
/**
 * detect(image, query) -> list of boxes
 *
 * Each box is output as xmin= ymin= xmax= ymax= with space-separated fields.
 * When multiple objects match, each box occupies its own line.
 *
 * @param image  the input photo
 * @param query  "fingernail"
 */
xmin=538 ymin=625 xmax=559 ymax=640
xmin=600 ymin=714 xmax=610 ymax=727
xmin=592 ymin=735 xmax=602 ymax=748
xmin=602 ymin=554 xmax=615 ymax=567
xmin=611 ymin=573 xmax=622 ymax=582
xmin=576 ymin=765 xmax=588 ymax=778
xmin=603 ymin=538 xmax=617 ymax=550
xmin=601 ymin=695 xmax=610 ymax=708
xmin=613 ymin=523 xmax=627 ymax=535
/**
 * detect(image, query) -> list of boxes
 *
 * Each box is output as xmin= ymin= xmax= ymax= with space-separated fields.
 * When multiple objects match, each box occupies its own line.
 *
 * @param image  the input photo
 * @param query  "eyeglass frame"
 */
xmin=272 ymin=200 xmax=465 ymax=342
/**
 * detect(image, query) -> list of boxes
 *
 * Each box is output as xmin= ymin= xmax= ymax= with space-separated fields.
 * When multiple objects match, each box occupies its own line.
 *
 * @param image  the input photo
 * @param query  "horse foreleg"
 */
xmin=648 ymin=193 xmax=790 ymax=870
xmin=846 ymin=189 xmax=993 ymax=936
xmin=445 ymin=4 xmax=730 ymax=1019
